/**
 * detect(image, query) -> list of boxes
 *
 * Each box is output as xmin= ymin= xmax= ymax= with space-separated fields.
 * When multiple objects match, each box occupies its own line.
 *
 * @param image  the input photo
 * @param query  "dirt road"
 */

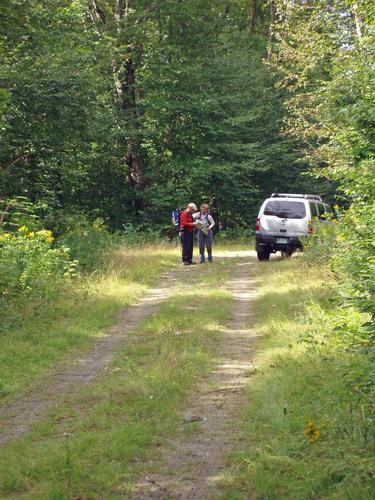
xmin=0 ymin=251 xmax=260 ymax=500
xmin=131 ymin=256 xmax=258 ymax=499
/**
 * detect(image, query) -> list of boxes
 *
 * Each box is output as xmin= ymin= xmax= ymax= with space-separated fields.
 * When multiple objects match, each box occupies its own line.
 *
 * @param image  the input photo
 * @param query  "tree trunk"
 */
xmin=249 ymin=0 xmax=257 ymax=33
xmin=270 ymin=0 xmax=276 ymax=26
xmin=91 ymin=0 xmax=106 ymax=24
xmin=267 ymin=0 xmax=276 ymax=58
xmin=352 ymin=1 xmax=363 ymax=40
xmin=122 ymin=55 xmax=146 ymax=201
xmin=113 ymin=1 xmax=146 ymax=210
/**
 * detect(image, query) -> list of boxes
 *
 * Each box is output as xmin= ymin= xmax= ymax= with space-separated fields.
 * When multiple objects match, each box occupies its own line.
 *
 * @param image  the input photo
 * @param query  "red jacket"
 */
xmin=180 ymin=209 xmax=195 ymax=232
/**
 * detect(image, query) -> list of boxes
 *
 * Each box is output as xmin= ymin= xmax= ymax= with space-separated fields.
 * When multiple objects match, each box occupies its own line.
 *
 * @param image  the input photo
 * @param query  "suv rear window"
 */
xmin=263 ymin=200 xmax=306 ymax=219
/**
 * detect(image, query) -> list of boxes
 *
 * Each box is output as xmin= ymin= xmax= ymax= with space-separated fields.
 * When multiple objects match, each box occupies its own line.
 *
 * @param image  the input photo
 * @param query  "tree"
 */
xmin=0 ymin=0 xmax=320 ymax=232
xmin=271 ymin=0 xmax=375 ymax=325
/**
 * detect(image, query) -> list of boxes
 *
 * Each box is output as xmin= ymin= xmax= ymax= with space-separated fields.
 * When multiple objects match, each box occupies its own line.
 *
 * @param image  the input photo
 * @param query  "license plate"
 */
xmin=276 ymin=238 xmax=288 ymax=244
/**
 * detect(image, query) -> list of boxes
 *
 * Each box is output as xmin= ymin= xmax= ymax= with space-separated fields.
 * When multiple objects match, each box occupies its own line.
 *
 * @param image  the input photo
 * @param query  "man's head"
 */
xmin=187 ymin=202 xmax=198 ymax=213
xmin=200 ymin=203 xmax=209 ymax=214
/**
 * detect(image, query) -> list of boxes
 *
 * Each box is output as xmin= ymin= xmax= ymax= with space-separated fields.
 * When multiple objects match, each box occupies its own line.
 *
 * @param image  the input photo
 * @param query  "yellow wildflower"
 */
xmin=18 ymin=225 xmax=29 ymax=234
xmin=304 ymin=419 xmax=321 ymax=444
xmin=0 ymin=232 xmax=12 ymax=241
xmin=35 ymin=229 xmax=54 ymax=243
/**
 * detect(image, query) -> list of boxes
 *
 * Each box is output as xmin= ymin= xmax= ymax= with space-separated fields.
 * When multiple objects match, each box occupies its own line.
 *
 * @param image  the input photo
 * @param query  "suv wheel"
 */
xmin=257 ymin=246 xmax=270 ymax=261
xmin=281 ymin=249 xmax=294 ymax=259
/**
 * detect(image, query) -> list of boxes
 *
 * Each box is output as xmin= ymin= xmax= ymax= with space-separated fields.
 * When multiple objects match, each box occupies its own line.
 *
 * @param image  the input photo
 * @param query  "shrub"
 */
xmin=303 ymin=215 xmax=339 ymax=265
xmin=121 ymin=223 xmax=163 ymax=246
xmin=0 ymin=196 xmax=42 ymax=233
xmin=332 ymin=201 xmax=375 ymax=330
xmin=0 ymin=227 xmax=77 ymax=326
xmin=214 ymin=227 xmax=254 ymax=242
xmin=58 ymin=217 xmax=120 ymax=271
xmin=305 ymin=195 xmax=375 ymax=335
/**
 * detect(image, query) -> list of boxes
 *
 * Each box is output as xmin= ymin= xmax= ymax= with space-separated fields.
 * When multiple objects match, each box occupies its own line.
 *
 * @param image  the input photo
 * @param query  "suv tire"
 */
xmin=257 ymin=246 xmax=270 ymax=261
xmin=281 ymin=249 xmax=294 ymax=259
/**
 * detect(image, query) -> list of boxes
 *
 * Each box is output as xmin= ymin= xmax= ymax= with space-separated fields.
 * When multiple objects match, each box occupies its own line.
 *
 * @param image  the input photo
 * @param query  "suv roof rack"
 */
xmin=271 ymin=193 xmax=322 ymax=202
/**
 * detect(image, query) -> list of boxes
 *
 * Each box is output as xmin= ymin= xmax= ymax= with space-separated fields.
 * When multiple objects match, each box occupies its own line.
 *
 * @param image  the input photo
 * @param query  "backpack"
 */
xmin=196 ymin=211 xmax=215 ymax=233
xmin=196 ymin=211 xmax=211 ymax=224
xmin=171 ymin=208 xmax=181 ymax=228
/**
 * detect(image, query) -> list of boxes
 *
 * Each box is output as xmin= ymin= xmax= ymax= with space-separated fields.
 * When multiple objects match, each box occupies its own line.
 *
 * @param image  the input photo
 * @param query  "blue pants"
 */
xmin=198 ymin=230 xmax=213 ymax=262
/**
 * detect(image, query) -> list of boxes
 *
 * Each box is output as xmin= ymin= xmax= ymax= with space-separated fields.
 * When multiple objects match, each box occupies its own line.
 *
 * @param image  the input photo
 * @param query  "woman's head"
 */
xmin=200 ymin=203 xmax=209 ymax=214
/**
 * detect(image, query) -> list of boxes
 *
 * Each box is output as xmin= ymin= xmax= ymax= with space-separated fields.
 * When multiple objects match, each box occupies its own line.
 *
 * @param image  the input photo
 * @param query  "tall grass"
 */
xmin=222 ymin=256 xmax=375 ymax=499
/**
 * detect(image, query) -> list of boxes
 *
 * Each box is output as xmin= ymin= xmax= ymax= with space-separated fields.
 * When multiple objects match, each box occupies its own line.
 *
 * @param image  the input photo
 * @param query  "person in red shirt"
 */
xmin=180 ymin=203 xmax=198 ymax=265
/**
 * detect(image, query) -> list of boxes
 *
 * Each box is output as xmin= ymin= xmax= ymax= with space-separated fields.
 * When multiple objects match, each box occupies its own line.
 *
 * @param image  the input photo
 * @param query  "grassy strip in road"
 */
xmin=222 ymin=256 xmax=375 ymax=499
xmin=0 ymin=245 xmax=179 ymax=403
xmin=0 ymin=266 xmax=232 ymax=498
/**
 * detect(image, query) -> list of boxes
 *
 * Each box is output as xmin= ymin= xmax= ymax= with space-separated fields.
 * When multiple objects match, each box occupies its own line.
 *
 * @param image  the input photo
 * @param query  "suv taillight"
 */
xmin=255 ymin=217 xmax=260 ymax=231
xmin=308 ymin=220 xmax=313 ymax=234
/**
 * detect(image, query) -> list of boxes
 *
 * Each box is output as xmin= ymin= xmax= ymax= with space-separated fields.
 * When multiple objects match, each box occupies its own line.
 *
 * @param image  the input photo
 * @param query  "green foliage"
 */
xmin=273 ymin=0 xmax=375 ymax=334
xmin=0 ymin=0 xmax=320 ymax=232
xmin=58 ymin=216 xmax=120 ymax=270
xmin=58 ymin=217 xmax=163 ymax=270
xmin=0 ymin=196 xmax=43 ymax=232
xmin=214 ymin=226 xmax=254 ymax=242
xmin=0 ymin=88 xmax=9 ymax=129
xmin=0 ymin=227 xmax=76 ymax=328
xmin=332 ymin=176 xmax=375 ymax=328
xmin=121 ymin=222 xmax=164 ymax=245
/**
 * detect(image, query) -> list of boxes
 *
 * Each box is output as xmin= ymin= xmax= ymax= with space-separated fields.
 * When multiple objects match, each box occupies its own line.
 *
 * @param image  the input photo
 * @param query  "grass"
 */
xmin=0 ymin=239 xmax=244 ymax=402
xmin=0 ymin=244 xmax=179 ymax=403
xmin=0 ymin=263 xmax=232 ymax=498
xmin=6 ymin=241 xmax=372 ymax=498
xmin=221 ymin=255 xmax=375 ymax=499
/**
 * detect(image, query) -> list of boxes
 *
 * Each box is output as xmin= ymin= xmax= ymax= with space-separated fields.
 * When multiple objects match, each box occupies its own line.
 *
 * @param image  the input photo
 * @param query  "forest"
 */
xmin=0 ymin=1 xmax=374 ymax=498
xmin=1 ymin=0 xmax=334 ymax=232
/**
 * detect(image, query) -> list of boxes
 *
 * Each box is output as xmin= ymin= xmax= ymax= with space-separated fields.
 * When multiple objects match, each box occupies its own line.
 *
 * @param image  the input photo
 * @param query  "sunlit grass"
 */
xmin=221 ymin=258 xmax=375 ymax=499
xmin=0 ymin=240 xmax=246 ymax=402
xmin=0 ymin=276 xmax=232 ymax=498
xmin=0 ymin=244 xmax=180 ymax=403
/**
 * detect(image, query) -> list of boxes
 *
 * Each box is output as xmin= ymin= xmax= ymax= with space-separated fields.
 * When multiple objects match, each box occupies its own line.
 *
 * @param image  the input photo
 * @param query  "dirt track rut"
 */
xmin=0 ymin=252 xmax=259 ymax=500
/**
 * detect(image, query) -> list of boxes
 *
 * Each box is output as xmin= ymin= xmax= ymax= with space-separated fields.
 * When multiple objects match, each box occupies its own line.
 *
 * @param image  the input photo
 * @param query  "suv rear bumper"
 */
xmin=255 ymin=232 xmax=303 ymax=252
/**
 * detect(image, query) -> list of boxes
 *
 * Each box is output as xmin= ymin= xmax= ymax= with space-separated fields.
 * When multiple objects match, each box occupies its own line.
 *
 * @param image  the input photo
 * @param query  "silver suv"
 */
xmin=255 ymin=193 xmax=333 ymax=261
